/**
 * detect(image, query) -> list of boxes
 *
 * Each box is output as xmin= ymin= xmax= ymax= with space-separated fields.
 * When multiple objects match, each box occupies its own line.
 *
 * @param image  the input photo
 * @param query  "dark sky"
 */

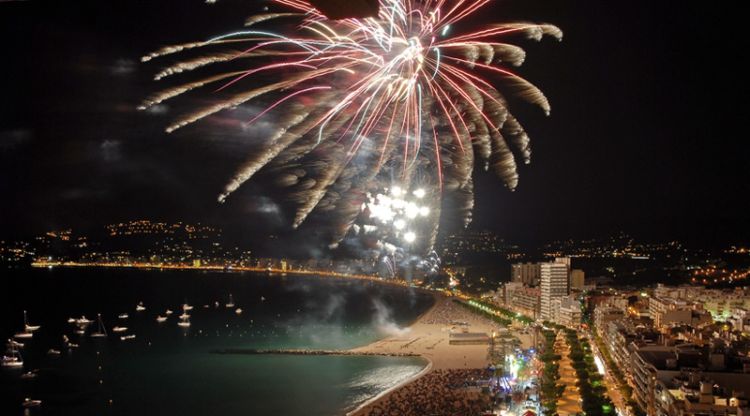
xmin=0 ymin=0 xmax=747 ymax=246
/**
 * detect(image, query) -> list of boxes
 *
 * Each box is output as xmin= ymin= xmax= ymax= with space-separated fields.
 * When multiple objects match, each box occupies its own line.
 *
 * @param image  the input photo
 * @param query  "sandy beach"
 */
xmin=348 ymin=293 xmax=507 ymax=416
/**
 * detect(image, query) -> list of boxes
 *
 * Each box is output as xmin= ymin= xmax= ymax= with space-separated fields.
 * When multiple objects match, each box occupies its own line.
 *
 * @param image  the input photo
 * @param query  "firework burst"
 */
xmin=141 ymin=0 xmax=561 ymax=253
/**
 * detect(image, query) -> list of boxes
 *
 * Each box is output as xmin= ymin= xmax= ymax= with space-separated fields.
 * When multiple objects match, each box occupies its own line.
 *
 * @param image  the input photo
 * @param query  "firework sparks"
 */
xmin=142 ymin=0 xmax=561 ymax=253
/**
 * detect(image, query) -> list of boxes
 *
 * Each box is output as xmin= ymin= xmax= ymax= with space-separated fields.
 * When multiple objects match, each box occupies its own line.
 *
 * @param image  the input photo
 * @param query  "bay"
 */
xmin=0 ymin=267 xmax=433 ymax=415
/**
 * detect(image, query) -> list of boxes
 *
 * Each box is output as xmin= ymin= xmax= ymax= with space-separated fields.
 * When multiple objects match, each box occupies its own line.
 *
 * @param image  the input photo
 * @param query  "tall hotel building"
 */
xmin=540 ymin=261 xmax=570 ymax=320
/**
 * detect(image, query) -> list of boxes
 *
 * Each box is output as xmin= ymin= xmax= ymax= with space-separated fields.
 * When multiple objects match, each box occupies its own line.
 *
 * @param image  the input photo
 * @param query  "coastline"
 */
xmin=346 ymin=355 xmax=434 ymax=416
xmin=29 ymin=263 xmax=493 ymax=416
xmin=346 ymin=292 xmax=504 ymax=416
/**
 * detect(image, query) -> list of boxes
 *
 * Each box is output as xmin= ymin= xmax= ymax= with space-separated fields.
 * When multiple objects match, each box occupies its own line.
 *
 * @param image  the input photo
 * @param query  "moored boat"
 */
xmin=90 ymin=314 xmax=108 ymax=338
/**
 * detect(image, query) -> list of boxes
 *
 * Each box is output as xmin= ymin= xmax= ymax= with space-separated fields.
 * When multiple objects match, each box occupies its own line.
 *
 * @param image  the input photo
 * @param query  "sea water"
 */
xmin=0 ymin=268 xmax=433 ymax=415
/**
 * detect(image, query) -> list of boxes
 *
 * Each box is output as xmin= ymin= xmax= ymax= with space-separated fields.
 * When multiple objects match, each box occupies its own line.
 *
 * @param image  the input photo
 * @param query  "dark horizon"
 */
xmin=1 ymin=0 xmax=747 ymax=248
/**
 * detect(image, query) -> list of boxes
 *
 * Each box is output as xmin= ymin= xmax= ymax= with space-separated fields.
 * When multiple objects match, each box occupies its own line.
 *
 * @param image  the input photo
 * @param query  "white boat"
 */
xmin=76 ymin=316 xmax=92 ymax=325
xmin=10 ymin=340 xmax=24 ymax=349
xmin=261 ymin=296 xmax=266 ymax=301
xmin=67 ymin=342 xmax=79 ymax=349
xmin=225 ymin=294 xmax=235 ymax=308
xmin=203 ymin=304 xmax=210 ymax=309
xmin=156 ymin=315 xmax=167 ymax=323
xmin=1 ymin=356 xmax=23 ymax=368
xmin=214 ymin=301 xmax=220 ymax=308
xmin=120 ymin=334 xmax=136 ymax=341
xmin=136 ymin=302 xmax=146 ymax=312
xmin=112 ymin=326 xmax=128 ymax=333
xmin=47 ymin=349 xmax=61 ymax=356
xmin=13 ymin=332 xmax=33 ymax=340
xmin=118 ymin=313 xmax=129 ymax=319
xmin=90 ymin=314 xmax=108 ymax=338
xmin=177 ymin=314 xmax=191 ymax=328
xmin=235 ymin=308 xmax=243 ymax=315
xmin=3 ymin=339 xmax=23 ymax=368
xmin=165 ymin=309 xmax=174 ymax=316
xmin=75 ymin=328 xmax=86 ymax=336
xmin=22 ymin=398 xmax=42 ymax=408
xmin=182 ymin=303 xmax=194 ymax=311
xmin=67 ymin=317 xmax=76 ymax=324
xmin=20 ymin=371 xmax=37 ymax=379
xmin=23 ymin=311 xmax=41 ymax=332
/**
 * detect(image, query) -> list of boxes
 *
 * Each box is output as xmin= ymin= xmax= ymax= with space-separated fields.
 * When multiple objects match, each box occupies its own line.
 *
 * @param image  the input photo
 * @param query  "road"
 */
xmin=587 ymin=333 xmax=631 ymax=416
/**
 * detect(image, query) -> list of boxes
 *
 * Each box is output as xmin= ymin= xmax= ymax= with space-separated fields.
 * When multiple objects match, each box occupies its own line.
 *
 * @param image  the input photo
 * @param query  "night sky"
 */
xmin=0 ymin=0 xmax=746 ymax=247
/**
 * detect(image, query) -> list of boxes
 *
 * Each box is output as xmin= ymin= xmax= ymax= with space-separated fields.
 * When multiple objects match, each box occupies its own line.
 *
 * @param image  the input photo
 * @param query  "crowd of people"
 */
xmin=363 ymin=368 xmax=493 ymax=416
xmin=420 ymin=298 xmax=492 ymax=326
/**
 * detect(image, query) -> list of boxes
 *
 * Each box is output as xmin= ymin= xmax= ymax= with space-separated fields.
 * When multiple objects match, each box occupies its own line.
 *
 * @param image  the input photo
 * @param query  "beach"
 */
xmin=348 ymin=293 xmax=506 ymax=416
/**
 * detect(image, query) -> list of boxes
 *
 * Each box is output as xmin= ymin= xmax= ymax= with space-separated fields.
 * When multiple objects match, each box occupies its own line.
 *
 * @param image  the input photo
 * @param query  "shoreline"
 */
xmin=344 ymin=291 xmax=443 ymax=415
xmin=345 ymin=292 xmax=504 ymax=416
xmin=29 ymin=261 xmax=424 ymax=291
xmin=346 ymin=355 xmax=434 ymax=416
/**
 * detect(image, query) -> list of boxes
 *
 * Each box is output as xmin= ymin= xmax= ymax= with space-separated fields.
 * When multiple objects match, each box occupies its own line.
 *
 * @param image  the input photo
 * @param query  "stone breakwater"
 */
xmin=210 ymin=348 xmax=421 ymax=357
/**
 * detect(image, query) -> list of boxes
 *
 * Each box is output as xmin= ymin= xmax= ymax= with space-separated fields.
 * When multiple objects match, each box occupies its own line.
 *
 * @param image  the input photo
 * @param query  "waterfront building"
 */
xmin=500 ymin=282 xmax=541 ymax=318
xmin=540 ymin=262 xmax=569 ymax=321
xmin=556 ymin=295 xmax=582 ymax=328
xmin=510 ymin=262 xmax=541 ymax=286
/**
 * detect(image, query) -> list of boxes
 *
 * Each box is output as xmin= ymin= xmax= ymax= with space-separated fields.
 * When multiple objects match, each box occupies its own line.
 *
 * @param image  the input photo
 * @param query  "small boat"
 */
xmin=165 ymin=309 xmax=174 ymax=316
xmin=136 ymin=302 xmax=146 ymax=312
xmin=20 ymin=371 xmax=37 ymax=379
xmin=75 ymin=328 xmax=86 ymax=335
xmin=120 ymin=334 xmax=136 ymax=341
xmin=22 ymin=398 xmax=42 ymax=408
xmin=214 ymin=301 xmax=220 ymax=308
xmin=90 ymin=314 xmax=108 ymax=338
xmin=235 ymin=308 xmax=243 ymax=315
xmin=76 ymin=316 xmax=92 ymax=325
xmin=203 ymin=304 xmax=210 ymax=309
xmin=118 ymin=313 xmax=129 ymax=319
xmin=24 ymin=311 xmax=41 ymax=332
xmin=67 ymin=317 xmax=76 ymax=324
xmin=156 ymin=315 xmax=167 ymax=323
xmin=2 ymin=339 xmax=23 ymax=368
xmin=261 ymin=296 xmax=266 ymax=301
xmin=9 ymin=340 xmax=24 ymax=349
xmin=182 ymin=303 xmax=194 ymax=311
xmin=112 ymin=326 xmax=128 ymax=333
xmin=67 ymin=343 xmax=79 ymax=349
xmin=1 ymin=356 xmax=23 ymax=368
xmin=225 ymin=294 xmax=235 ymax=308
xmin=178 ymin=314 xmax=191 ymax=328
xmin=47 ymin=349 xmax=61 ymax=356
xmin=13 ymin=332 xmax=33 ymax=340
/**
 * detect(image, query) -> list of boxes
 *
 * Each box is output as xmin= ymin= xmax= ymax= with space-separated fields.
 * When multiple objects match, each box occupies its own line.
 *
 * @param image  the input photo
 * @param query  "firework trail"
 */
xmin=141 ymin=0 xmax=561 ymax=253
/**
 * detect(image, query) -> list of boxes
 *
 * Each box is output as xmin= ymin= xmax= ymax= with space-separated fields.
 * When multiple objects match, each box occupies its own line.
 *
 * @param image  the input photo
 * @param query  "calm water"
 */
xmin=0 ymin=268 xmax=434 ymax=415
